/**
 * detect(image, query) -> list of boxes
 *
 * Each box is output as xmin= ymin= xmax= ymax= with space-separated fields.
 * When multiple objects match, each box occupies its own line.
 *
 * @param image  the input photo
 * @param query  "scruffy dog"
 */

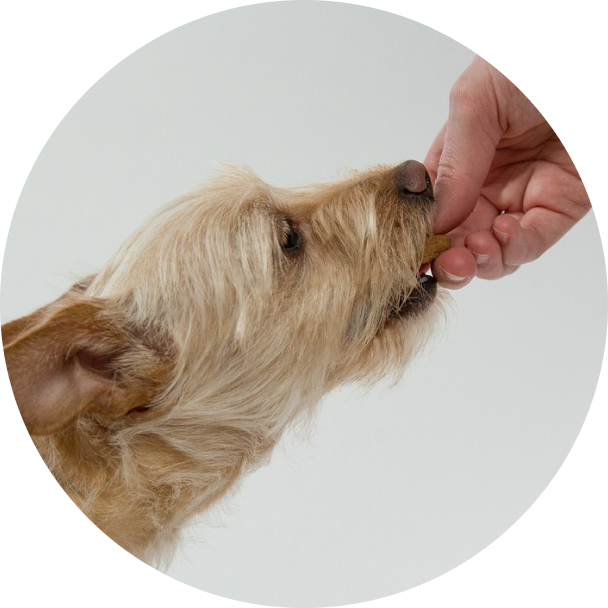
xmin=3 ymin=160 xmax=448 ymax=564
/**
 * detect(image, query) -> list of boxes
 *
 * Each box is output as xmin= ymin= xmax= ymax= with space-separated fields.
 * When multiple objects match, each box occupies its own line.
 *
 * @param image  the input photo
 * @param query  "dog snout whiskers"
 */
xmin=394 ymin=160 xmax=433 ymax=201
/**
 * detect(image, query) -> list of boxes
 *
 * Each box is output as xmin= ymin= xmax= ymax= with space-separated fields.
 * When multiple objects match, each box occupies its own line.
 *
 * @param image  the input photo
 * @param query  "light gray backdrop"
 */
xmin=1 ymin=2 xmax=606 ymax=607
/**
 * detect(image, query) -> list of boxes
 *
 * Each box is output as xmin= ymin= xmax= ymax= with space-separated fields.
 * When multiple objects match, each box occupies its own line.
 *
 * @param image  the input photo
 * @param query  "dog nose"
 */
xmin=394 ymin=160 xmax=433 ymax=199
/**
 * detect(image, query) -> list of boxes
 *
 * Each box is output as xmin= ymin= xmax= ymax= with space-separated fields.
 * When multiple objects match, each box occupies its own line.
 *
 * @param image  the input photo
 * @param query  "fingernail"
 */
xmin=438 ymin=266 xmax=468 ymax=283
xmin=472 ymin=252 xmax=489 ymax=266
xmin=494 ymin=228 xmax=509 ymax=245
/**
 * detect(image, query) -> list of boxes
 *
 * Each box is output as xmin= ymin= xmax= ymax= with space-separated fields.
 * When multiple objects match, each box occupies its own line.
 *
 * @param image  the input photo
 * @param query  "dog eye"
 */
xmin=129 ymin=405 xmax=153 ymax=414
xmin=280 ymin=218 xmax=302 ymax=253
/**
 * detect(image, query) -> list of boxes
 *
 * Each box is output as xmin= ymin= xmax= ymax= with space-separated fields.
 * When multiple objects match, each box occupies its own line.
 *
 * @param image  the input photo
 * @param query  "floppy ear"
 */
xmin=2 ymin=295 xmax=172 ymax=435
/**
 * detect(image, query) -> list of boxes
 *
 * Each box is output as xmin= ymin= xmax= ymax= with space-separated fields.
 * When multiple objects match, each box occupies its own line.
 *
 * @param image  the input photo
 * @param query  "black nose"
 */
xmin=394 ymin=160 xmax=433 ymax=199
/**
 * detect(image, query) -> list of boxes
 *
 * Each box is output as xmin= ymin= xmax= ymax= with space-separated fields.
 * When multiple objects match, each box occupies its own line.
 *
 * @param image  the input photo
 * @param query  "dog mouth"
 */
xmin=386 ymin=234 xmax=449 ymax=320
xmin=389 ymin=273 xmax=438 ymax=319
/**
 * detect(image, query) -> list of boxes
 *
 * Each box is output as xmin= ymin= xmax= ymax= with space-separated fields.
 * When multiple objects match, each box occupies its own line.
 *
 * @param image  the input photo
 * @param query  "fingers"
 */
xmin=433 ymin=213 xmax=543 ymax=289
xmin=430 ymin=63 xmax=504 ymax=235
xmin=464 ymin=227 xmax=519 ymax=279
xmin=431 ymin=247 xmax=477 ymax=289
xmin=432 ymin=235 xmax=519 ymax=289
xmin=492 ymin=213 xmax=543 ymax=267
xmin=434 ymin=205 xmax=584 ymax=289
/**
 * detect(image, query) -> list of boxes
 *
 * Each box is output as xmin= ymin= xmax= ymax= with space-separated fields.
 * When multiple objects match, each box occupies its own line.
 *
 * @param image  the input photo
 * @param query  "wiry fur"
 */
xmin=3 ymin=163 xmax=445 ymax=565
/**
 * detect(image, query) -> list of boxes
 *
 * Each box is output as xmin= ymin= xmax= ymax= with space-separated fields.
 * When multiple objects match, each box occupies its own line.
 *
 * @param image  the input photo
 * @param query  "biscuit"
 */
xmin=422 ymin=234 xmax=451 ymax=264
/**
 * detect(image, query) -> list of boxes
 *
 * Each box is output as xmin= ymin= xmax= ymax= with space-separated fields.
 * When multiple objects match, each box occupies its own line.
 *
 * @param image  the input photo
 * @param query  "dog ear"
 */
xmin=2 ymin=295 xmax=172 ymax=435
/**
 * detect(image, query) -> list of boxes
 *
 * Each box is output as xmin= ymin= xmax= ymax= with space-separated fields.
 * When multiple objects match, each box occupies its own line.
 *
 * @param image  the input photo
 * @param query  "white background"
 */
xmin=0 ymin=0 xmax=607 ymax=608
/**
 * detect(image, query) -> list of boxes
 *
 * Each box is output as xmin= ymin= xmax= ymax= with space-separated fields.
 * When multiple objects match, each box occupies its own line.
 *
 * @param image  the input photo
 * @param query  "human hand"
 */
xmin=425 ymin=56 xmax=590 ymax=289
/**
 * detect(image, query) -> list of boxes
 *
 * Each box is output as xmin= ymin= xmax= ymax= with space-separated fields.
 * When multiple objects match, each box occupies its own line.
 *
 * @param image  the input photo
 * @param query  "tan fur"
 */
xmin=3 ymin=163 xmax=446 ymax=564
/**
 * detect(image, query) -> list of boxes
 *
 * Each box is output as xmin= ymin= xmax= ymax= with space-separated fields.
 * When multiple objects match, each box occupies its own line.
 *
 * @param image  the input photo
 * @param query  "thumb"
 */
xmin=432 ymin=115 xmax=499 ymax=234
xmin=431 ymin=66 xmax=504 ymax=234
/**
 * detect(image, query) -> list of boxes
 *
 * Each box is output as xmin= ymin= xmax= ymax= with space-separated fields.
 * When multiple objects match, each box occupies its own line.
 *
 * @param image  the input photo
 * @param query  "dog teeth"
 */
xmin=421 ymin=234 xmax=451 ymax=264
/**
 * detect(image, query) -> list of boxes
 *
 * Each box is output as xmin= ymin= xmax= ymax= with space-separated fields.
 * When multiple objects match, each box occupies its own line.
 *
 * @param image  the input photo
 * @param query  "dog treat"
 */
xmin=421 ymin=234 xmax=451 ymax=264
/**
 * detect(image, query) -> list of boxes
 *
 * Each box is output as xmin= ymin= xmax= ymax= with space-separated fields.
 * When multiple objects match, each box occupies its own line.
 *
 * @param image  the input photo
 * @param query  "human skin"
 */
xmin=425 ymin=57 xmax=591 ymax=288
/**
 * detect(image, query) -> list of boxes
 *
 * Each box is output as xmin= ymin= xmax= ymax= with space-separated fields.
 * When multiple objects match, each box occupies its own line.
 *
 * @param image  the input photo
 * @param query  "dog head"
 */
xmin=2 ymin=161 xmax=446 ymax=559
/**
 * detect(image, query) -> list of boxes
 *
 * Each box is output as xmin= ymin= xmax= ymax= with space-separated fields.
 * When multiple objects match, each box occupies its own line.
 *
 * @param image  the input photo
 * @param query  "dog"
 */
xmin=3 ymin=160 xmax=448 ymax=564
